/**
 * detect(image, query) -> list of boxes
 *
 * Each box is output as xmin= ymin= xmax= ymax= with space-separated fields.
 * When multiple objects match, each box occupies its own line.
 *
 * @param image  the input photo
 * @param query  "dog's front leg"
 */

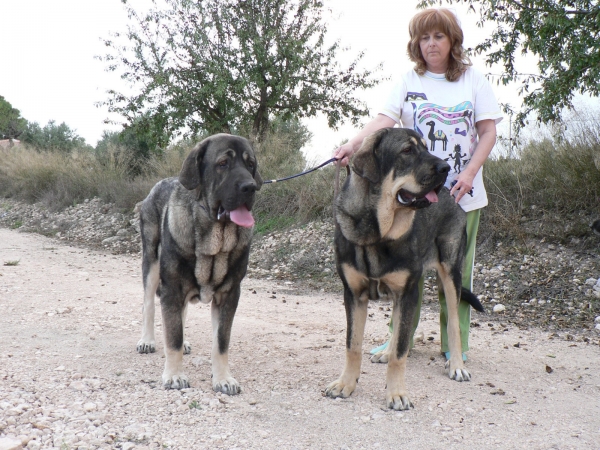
xmin=325 ymin=287 xmax=368 ymax=399
xmin=210 ymin=286 xmax=241 ymax=395
xmin=385 ymin=280 xmax=419 ymax=410
xmin=160 ymin=292 xmax=189 ymax=389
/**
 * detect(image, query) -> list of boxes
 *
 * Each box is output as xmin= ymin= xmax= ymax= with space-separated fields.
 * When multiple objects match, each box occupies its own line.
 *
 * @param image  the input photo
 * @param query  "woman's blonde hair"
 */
xmin=407 ymin=8 xmax=471 ymax=82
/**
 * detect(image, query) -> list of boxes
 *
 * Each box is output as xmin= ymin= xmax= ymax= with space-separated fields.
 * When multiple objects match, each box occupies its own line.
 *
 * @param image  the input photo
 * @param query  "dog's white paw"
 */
xmin=213 ymin=376 xmax=240 ymax=395
xmin=183 ymin=340 xmax=191 ymax=355
xmin=324 ymin=378 xmax=356 ymax=399
xmin=444 ymin=360 xmax=471 ymax=382
xmin=370 ymin=351 xmax=389 ymax=364
xmin=162 ymin=374 xmax=190 ymax=390
xmin=386 ymin=390 xmax=414 ymax=411
xmin=136 ymin=339 xmax=156 ymax=354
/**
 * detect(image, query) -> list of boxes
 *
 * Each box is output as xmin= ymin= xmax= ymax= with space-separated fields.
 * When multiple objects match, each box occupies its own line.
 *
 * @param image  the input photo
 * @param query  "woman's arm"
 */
xmin=450 ymin=119 xmax=497 ymax=203
xmin=333 ymin=114 xmax=397 ymax=166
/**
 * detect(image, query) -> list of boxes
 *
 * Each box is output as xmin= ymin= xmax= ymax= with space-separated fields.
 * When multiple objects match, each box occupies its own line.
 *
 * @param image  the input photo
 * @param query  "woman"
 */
xmin=334 ymin=8 xmax=503 ymax=361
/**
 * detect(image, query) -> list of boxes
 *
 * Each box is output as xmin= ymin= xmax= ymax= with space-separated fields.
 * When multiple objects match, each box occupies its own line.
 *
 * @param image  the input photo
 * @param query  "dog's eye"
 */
xmin=402 ymin=147 xmax=413 ymax=154
xmin=217 ymin=160 xmax=228 ymax=168
xmin=247 ymin=160 xmax=255 ymax=170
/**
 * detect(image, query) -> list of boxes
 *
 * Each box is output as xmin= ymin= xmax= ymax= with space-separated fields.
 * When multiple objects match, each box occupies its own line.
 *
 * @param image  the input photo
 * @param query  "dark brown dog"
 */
xmin=136 ymin=133 xmax=262 ymax=394
xmin=326 ymin=128 xmax=483 ymax=410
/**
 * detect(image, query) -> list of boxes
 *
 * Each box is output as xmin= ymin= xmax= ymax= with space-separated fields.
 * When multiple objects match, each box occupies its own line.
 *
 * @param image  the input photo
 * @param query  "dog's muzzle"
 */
xmin=397 ymin=184 xmax=443 ymax=209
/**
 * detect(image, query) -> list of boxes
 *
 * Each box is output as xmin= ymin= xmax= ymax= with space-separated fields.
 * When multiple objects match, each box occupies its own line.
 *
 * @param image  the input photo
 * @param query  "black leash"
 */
xmin=263 ymin=157 xmax=338 ymax=184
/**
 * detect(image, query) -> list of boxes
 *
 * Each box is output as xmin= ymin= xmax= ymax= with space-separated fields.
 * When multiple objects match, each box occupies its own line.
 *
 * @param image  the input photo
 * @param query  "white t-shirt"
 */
xmin=380 ymin=67 xmax=503 ymax=212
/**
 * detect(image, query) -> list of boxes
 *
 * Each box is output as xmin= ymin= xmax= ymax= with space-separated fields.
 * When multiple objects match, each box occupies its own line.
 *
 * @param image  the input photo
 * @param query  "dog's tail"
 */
xmin=460 ymin=287 xmax=485 ymax=312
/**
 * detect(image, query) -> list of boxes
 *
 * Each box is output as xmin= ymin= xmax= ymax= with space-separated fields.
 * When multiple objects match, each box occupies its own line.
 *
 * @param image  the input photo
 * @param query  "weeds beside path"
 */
xmin=1 ymin=196 xmax=599 ymax=345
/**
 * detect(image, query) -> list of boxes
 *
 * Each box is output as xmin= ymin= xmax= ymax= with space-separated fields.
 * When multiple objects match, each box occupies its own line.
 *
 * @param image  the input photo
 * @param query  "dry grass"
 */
xmin=482 ymin=113 xmax=600 ymax=247
xmin=1 ymin=119 xmax=598 ymax=244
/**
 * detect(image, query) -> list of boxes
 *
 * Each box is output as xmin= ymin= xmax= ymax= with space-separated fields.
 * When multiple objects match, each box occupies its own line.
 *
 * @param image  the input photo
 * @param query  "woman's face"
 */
xmin=419 ymin=30 xmax=451 ymax=73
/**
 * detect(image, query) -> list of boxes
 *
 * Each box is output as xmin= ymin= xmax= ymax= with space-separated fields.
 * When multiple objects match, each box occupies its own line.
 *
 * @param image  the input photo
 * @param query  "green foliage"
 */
xmin=95 ymin=113 xmax=173 ymax=175
xmin=0 ymin=95 xmax=27 ymax=140
xmin=98 ymin=0 xmax=383 ymax=142
xmin=419 ymin=0 xmax=600 ymax=127
xmin=21 ymin=120 xmax=89 ymax=153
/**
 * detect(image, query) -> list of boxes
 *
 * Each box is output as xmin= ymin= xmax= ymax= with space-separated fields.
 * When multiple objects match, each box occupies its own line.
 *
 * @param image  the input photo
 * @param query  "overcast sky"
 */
xmin=1 ymin=0 xmax=527 ymax=161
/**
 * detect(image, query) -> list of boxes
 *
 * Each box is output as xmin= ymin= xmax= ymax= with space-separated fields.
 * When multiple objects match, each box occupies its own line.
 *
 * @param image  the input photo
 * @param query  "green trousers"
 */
xmin=399 ymin=209 xmax=481 ymax=353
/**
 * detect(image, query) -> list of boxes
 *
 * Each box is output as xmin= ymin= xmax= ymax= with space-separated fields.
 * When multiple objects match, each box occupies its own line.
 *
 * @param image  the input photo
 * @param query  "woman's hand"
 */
xmin=450 ymin=119 xmax=497 ymax=204
xmin=333 ymin=114 xmax=397 ymax=167
xmin=333 ymin=142 xmax=355 ymax=167
xmin=450 ymin=170 xmax=476 ymax=203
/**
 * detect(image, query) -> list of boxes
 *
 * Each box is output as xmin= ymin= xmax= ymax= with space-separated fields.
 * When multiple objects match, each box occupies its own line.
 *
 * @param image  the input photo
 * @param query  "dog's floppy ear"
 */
xmin=179 ymin=138 xmax=211 ymax=190
xmin=352 ymin=128 xmax=388 ymax=184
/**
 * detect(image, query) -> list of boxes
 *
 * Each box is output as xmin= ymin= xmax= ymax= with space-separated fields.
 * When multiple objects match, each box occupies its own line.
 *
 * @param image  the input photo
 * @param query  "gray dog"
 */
xmin=136 ymin=133 xmax=262 ymax=394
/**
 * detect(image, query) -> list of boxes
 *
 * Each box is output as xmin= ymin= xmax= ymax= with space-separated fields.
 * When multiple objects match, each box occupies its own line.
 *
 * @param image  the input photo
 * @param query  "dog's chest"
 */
xmin=194 ymin=222 xmax=250 ymax=288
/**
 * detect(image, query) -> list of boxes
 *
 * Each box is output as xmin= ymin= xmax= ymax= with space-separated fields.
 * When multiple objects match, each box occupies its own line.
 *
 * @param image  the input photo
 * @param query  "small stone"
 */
xmin=83 ymin=402 xmax=97 ymax=412
xmin=493 ymin=304 xmax=506 ymax=313
xmin=0 ymin=437 xmax=23 ymax=450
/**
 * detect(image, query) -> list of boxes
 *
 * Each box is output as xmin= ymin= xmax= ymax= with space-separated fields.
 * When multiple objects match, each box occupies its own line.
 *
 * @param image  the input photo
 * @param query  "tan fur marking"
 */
xmin=198 ymin=224 xmax=223 ymax=255
xmin=386 ymin=356 xmax=408 ymax=394
xmin=410 ymin=137 xmax=418 ymax=146
xmin=421 ymin=138 xmax=427 ymax=147
xmin=212 ymin=252 xmax=230 ymax=285
xmin=195 ymin=254 xmax=213 ymax=285
xmin=384 ymin=209 xmax=416 ymax=240
xmin=380 ymin=270 xmax=411 ymax=292
xmin=341 ymin=263 xmax=368 ymax=297
xmin=377 ymin=172 xmax=420 ymax=237
xmin=435 ymin=262 xmax=463 ymax=368
xmin=221 ymin=222 xmax=239 ymax=252
xmin=168 ymin=204 xmax=195 ymax=251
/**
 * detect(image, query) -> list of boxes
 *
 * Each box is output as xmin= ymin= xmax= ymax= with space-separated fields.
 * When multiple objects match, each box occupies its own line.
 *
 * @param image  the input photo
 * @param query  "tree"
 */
xmin=95 ymin=113 xmax=172 ymax=175
xmin=419 ymin=0 xmax=600 ymax=127
xmin=0 ymin=96 xmax=27 ymax=140
xmin=21 ymin=120 xmax=88 ymax=153
xmin=98 ymin=0 xmax=383 ymax=143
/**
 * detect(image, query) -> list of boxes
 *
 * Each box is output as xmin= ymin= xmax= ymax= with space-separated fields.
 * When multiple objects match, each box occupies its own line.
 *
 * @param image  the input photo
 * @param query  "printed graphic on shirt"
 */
xmin=409 ymin=100 xmax=476 ymax=195
xmin=405 ymin=92 xmax=428 ymax=101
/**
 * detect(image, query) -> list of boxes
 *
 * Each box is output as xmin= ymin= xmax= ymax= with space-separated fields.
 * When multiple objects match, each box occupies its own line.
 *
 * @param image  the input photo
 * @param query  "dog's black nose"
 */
xmin=240 ymin=181 xmax=257 ymax=194
xmin=436 ymin=162 xmax=450 ymax=174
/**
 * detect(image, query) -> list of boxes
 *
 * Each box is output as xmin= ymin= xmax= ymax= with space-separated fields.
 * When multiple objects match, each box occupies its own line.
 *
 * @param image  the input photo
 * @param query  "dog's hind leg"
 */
xmin=325 ymin=284 xmax=369 ymax=399
xmin=137 ymin=259 xmax=159 ymax=354
xmin=437 ymin=264 xmax=471 ymax=382
xmin=210 ymin=287 xmax=241 ymax=395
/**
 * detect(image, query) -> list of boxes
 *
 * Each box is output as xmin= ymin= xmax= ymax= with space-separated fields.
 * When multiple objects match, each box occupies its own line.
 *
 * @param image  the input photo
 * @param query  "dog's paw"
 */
xmin=324 ymin=379 xmax=356 ymax=399
xmin=183 ymin=340 xmax=192 ymax=355
xmin=136 ymin=339 xmax=156 ymax=354
xmin=162 ymin=374 xmax=190 ymax=390
xmin=386 ymin=390 xmax=414 ymax=411
xmin=444 ymin=360 xmax=471 ymax=382
xmin=213 ymin=377 xmax=240 ymax=395
xmin=370 ymin=351 xmax=389 ymax=364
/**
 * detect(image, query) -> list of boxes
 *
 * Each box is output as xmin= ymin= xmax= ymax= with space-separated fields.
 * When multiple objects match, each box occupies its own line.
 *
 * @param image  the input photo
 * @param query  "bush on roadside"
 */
xmin=1 ymin=111 xmax=599 ymax=247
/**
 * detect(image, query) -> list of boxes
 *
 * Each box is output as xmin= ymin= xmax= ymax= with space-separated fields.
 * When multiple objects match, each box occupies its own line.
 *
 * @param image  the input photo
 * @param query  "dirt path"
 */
xmin=1 ymin=228 xmax=599 ymax=449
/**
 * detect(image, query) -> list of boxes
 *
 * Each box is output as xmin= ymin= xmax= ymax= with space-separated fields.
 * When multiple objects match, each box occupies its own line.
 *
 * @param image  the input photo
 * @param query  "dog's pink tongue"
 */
xmin=230 ymin=205 xmax=255 ymax=228
xmin=425 ymin=191 xmax=439 ymax=203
